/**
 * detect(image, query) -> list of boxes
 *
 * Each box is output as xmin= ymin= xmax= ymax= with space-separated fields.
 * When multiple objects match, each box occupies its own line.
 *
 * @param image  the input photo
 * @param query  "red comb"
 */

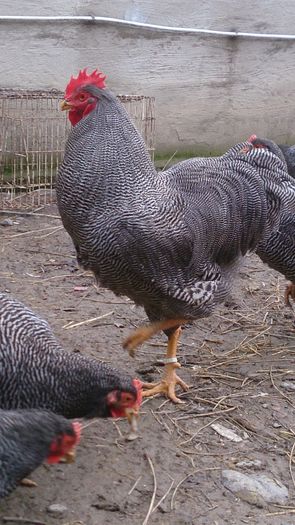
xmin=132 ymin=378 xmax=143 ymax=407
xmin=247 ymin=134 xmax=257 ymax=143
xmin=71 ymin=421 xmax=82 ymax=445
xmin=65 ymin=68 xmax=106 ymax=97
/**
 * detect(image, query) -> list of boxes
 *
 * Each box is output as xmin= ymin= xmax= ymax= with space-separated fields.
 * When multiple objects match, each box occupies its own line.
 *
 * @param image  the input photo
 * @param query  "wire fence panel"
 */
xmin=0 ymin=90 xmax=155 ymax=209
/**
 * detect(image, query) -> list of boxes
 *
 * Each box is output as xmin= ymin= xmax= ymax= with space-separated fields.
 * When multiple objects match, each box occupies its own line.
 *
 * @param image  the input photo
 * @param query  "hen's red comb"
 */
xmin=65 ymin=68 xmax=106 ymax=97
xmin=247 ymin=134 xmax=257 ymax=143
xmin=132 ymin=378 xmax=143 ymax=407
xmin=71 ymin=421 xmax=82 ymax=445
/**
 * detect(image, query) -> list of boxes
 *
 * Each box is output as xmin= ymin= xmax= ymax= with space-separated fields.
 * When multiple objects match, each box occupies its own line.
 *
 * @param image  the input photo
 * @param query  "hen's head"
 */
xmin=106 ymin=378 xmax=143 ymax=419
xmin=246 ymin=135 xmax=287 ymax=164
xmin=61 ymin=68 xmax=106 ymax=126
xmin=46 ymin=421 xmax=82 ymax=464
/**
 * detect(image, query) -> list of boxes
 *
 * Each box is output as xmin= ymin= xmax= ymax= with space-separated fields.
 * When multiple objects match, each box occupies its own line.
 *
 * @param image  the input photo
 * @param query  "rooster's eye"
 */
xmin=79 ymin=94 xmax=86 ymax=101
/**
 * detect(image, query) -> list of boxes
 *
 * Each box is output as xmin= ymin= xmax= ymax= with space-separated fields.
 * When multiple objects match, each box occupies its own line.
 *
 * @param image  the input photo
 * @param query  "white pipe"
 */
xmin=0 ymin=15 xmax=295 ymax=40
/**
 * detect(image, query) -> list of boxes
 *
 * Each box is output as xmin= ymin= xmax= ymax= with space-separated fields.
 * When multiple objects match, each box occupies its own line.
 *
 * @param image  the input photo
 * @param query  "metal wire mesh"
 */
xmin=0 ymin=90 xmax=155 ymax=209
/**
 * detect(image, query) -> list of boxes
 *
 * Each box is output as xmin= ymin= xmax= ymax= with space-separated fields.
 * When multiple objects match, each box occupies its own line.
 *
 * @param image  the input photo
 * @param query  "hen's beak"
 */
xmin=125 ymin=408 xmax=139 ymax=440
xmin=59 ymin=449 xmax=76 ymax=464
xmin=60 ymin=100 xmax=72 ymax=111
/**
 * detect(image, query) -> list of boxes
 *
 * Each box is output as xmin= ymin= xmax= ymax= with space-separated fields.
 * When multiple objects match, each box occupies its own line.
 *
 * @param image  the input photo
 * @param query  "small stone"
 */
xmin=222 ymin=469 xmax=288 ymax=507
xmin=272 ymin=422 xmax=282 ymax=428
xmin=262 ymin=403 xmax=268 ymax=408
xmin=0 ymin=218 xmax=14 ymax=227
xmin=47 ymin=503 xmax=68 ymax=517
xmin=236 ymin=459 xmax=262 ymax=470
xmin=281 ymin=381 xmax=295 ymax=391
xmin=211 ymin=423 xmax=245 ymax=442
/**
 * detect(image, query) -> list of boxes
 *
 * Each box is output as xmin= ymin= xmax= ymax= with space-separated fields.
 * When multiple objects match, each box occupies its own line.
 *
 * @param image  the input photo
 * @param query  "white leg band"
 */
xmin=161 ymin=357 xmax=178 ymax=364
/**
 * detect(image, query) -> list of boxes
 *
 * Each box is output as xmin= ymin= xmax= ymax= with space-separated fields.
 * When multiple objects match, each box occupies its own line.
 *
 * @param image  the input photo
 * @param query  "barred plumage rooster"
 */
xmin=57 ymin=69 xmax=294 ymax=402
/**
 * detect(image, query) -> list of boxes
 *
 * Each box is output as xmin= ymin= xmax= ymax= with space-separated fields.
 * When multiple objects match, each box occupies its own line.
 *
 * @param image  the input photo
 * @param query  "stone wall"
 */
xmin=2 ymin=0 xmax=295 ymax=153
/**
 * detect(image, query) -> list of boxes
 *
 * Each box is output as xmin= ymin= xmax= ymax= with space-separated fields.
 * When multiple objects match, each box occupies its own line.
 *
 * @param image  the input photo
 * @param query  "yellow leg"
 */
xmin=123 ymin=317 xmax=188 ymax=356
xmin=141 ymin=327 xmax=189 ymax=403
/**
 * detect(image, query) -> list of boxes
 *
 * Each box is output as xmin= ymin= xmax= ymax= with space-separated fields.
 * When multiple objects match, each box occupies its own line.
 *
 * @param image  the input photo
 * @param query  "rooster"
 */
xmin=0 ymin=409 xmax=81 ymax=498
xmin=57 ymin=69 xmax=293 ymax=403
xmin=245 ymin=136 xmax=295 ymax=306
xmin=0 ymin=293 xmax=141 ymax=427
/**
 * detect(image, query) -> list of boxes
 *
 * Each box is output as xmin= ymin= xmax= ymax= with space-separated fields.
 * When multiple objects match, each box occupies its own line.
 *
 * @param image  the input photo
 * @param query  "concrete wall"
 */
xmin=1 ymin=0 xmax=295 ymax=153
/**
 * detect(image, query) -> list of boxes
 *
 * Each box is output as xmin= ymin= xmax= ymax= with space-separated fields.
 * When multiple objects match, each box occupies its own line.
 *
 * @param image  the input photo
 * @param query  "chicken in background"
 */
xmin=169 ymin=134 xmax=295 ymax=308
xmin=278 ymin=143 xmax=295 ymax=179
xmin=245 ymin=134 xmax=295 ymax=181
xmin=57 ymin=69 xmax=295 ymax=402
xmin=245 ymin=136 xmax=295 ymax=308
xmin=0 ymin=409 xmax=81 ymax=498
xmin=0 ymin=293 xmax=142 ymax=433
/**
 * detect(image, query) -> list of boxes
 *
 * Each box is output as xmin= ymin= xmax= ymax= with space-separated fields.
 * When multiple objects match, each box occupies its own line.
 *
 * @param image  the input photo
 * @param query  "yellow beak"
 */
xmin=59 ymin=449 xmax=76 ymax=464
xmin=125 ymin=408 xmax=139 ymax=435
xmin=60 ymin=100 xmax=72 ymax=111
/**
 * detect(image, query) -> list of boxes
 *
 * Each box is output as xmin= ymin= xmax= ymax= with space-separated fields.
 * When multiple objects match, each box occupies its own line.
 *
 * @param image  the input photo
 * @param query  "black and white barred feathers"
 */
xmin=0 ymin=409 xmax=75 ymax=498
xmin=56 ymin=86 xmax=295 ymax=326
xmin=251 ymin=138 xmax=295 ymax=285
xmin=0 ymin=293 xmax=136 ymax=417
xmin=278 ymin=143 xmax=295 ymax=179
xmin=257 ymin=211 xmax=295 ymax=284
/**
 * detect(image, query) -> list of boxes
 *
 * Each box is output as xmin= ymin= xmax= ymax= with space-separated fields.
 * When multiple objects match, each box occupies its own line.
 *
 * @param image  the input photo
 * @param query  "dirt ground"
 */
xmin=0 ymin=204 xmax=295 ymax=525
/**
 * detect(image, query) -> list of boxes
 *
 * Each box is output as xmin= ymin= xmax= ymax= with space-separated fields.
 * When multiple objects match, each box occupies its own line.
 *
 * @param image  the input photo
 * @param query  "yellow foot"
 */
xmin=285 ymin=283 xmax=295 ymax=307
xmin=20 ymin=478 xmax=37 ymax=488
xmin=141 ymin=370 xmax=189 ymax=404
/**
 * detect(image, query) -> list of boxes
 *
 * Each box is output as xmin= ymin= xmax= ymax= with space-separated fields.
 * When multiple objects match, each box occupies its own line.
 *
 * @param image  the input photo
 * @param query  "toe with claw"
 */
xmin=142 ymin=363 xmax=189 ymax=403
xmin=20 ymin=478 xmax=37 ymax=488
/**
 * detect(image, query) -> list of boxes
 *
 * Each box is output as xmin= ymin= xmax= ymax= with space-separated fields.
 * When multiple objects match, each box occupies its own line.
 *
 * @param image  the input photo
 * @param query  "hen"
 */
xmin=0 ymin=293 xmax=141 ymax=426
xmin=57 ymin=69 xmax=292 ymax=402
xmin=246 ymin=136 xmax=295 ymax=306
xmin=278 ymin=143 xmax=295 ymax=179
xmin=0 ymin=409 xmax=81 ymax=498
